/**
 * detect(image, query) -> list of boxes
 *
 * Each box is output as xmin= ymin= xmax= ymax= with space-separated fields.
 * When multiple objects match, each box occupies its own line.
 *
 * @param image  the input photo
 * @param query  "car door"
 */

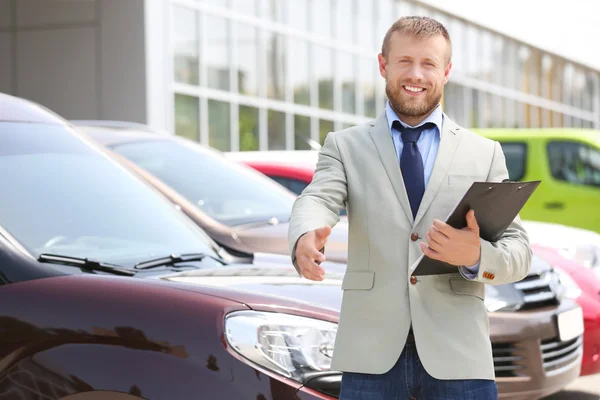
xmin=541 ymin=139 xmax=600 ymax=233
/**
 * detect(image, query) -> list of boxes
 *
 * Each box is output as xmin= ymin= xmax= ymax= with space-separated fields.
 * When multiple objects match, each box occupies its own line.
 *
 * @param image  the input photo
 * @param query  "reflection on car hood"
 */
xmin=162 ymin=259 xmax=346 ymax=312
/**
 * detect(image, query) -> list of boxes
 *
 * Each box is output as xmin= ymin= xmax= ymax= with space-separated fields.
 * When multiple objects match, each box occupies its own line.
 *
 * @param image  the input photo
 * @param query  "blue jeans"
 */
xmin=339 ymin=343 xmax=498 ymax=400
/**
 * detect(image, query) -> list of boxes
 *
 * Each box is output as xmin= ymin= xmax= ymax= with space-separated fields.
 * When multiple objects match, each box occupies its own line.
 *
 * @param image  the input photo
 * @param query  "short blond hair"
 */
xmin=381 ymin=16 xmax=452 ymax=64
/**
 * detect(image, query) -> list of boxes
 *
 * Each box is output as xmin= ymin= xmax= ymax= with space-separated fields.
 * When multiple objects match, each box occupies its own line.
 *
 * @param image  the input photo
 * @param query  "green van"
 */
xmin=474 ymin=129 xmax=600 ymax=234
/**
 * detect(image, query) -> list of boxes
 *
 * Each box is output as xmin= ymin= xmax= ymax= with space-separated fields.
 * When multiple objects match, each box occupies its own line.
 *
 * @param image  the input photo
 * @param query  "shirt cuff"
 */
xmin=459 ymin=262 xmax=480 ymax=280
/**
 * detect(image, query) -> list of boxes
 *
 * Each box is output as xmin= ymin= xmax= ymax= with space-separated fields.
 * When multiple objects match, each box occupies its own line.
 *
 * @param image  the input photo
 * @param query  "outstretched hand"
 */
xmin=295 ymin=226 xmax=331 ymax=281
xmin=420 ymin=209 xmax=481 ymax=266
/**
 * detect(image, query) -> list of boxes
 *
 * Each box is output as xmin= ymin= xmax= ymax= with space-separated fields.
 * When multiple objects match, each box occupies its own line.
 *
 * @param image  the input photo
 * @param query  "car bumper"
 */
xmin=491 ymin=300 xmax=583 ymax=400
xmin=580 ymin=295 xmax=600 ymax=376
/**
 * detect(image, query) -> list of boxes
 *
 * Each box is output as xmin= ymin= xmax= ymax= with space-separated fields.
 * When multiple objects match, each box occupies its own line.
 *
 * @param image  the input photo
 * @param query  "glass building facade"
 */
xmin=170 ymin=0 xmax=600 ymax=151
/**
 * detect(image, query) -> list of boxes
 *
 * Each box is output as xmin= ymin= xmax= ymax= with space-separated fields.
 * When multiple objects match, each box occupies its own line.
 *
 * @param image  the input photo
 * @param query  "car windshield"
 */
xmin=0 ymin=122 xmax=220 ymax=267
xmin=106 ymin=137 xmax=297 ymax=225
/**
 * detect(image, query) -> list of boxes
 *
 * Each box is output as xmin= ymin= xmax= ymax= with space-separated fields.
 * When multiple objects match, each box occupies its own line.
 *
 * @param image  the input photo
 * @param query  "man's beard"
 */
xmin=386 ymin=82 xmax=442 ymax=119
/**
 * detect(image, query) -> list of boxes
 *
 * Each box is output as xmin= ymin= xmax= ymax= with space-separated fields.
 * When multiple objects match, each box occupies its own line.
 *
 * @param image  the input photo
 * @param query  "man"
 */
xmin=288 ymin=16 xmax=532 ymax=399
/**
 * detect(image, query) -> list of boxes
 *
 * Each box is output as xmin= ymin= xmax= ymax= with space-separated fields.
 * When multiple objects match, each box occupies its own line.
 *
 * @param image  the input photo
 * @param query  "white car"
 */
xmin=523 ymin=220 xmax=600 ymax=273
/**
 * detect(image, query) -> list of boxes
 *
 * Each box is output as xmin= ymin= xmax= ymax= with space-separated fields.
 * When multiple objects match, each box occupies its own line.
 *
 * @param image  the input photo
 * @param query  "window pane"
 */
xmin=173 ymin=7 xmax=199 ymax=85
xmin=294 ymin=115 xmax=312 ymax=150
xmin=174 ymin=94 xmax=199 ymax=141
xmin=361 ymin=58 xmax=377 ymax=117
xmin=290 ymin=39 xmax=310 ymax=105
xmin=204 ymin=0 xmax=228 ymax=9
xmin=498 ymin=143 xmax=526 ymax=181
xmin=288 ymin=0 xmax=308 ymax=31
xmin=239 ymin=105 xmax=259 ymax=151
xmin=339 ymin=52 xmax=356 ymax=114
xmin=311 ymin=0 xmax=332 ymax=38
xmin=237 ymin=24 xmax=259 ymax=96
xmin=265 ymin=32 xmax=286 ymax=101
xmin=268 ymin=110 xmax=286 ymax=150
xmin=206 ymin=16 xmax=230 ymax=91
xmin=319 ymin=119 xmax=334 ymax=144
xmin=337 ymin=0 xmax=355 ymax=44
xmin=264 ymin=0 xmax=285 ymax=22
xmin=315 ymin=46 xmax=333 ymax=110
xmin=548 ymin=141 xmax=600 ymax=187
xmin=357 ymin=0 xmax=374 ymax=49
xmin=208 ymin=100 xmax=230 ymax=151
xmin=232 ymin=0 xmax=257 ymax=16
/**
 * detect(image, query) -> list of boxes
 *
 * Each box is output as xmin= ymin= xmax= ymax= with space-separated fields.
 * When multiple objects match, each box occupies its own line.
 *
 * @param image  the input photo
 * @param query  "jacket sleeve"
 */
xmin=288 ymin=132 xmax=348 ymax=271
xmin=459 ymin=141 xmax=533 ymax=285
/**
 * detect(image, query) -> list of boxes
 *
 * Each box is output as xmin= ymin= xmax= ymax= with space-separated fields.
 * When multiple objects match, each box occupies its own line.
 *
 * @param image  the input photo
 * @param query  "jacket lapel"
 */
xmin=368 ymin=112 xmax=414 ymax=225
xmin=413 ymin=114 xmax=461 ymax=227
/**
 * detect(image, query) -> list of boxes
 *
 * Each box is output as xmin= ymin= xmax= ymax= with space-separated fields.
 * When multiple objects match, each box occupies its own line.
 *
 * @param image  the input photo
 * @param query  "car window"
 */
xmin=269 ymin=176 xmax=309 ymax=196
xmin=547 ymin=141 xmax=600 ymax=187
xmin=110 ymin=139 xmax=297 ymax=225
xmin=498 ymin=142 xmax=526 ymax=181
xmin=0 ymin=122 xmax=219 ymax=266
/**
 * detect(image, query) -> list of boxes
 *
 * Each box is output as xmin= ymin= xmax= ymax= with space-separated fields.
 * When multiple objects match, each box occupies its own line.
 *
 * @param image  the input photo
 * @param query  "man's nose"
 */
xmin=406 ymin=65 xmax=424 ymax=81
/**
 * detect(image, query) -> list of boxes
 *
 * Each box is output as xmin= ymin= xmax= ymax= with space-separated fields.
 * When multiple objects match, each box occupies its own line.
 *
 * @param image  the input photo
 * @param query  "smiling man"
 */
xmin=288 ymin=16 xmax=532 ymax=400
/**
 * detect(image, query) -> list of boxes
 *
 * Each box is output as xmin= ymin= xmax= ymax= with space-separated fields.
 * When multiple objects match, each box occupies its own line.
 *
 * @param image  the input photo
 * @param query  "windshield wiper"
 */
xmin=134 ymin=253 xmax=228 ymax=270
xmin=38 ymin=253 xmax=135 ymax=276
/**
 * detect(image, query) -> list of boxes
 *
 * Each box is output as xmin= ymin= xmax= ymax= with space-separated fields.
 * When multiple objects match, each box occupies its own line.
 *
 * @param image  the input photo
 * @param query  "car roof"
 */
xmin=0 ymin=92 xmax=68 ymax=125
xmin=474 ymin=128 xmax=600 ymax=144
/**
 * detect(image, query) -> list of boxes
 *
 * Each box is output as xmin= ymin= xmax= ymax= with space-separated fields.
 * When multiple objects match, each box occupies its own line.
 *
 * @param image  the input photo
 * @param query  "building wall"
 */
xmin=168 ymin=0 xmax=600 ymax=152
xmin=0 ymin=0 xmax=147 ymax=123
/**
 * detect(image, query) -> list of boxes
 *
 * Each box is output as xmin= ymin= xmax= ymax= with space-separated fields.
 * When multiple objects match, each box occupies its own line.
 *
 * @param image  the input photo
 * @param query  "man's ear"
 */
xmin=378 ymin=53 xmax=387 ymax=80
xmin=443 ymin=60 xmax=452 ymax=85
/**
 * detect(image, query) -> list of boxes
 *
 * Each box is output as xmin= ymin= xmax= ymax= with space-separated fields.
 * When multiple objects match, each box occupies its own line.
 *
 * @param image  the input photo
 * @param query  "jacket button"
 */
xmin=410 ymin=276 xmax=417 ymax=285
xmin=410 ymin=233 xmax=419 ymax=241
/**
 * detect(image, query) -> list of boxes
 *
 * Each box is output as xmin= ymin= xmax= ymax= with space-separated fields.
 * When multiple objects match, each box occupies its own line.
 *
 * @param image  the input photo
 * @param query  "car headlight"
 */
xmin=552 ymin=267 xmax=582 ymax=300
xmin=224 ymin=310 xmax=337 ymax=381
xmin=484 ymin=285 xmax=524 ymax=312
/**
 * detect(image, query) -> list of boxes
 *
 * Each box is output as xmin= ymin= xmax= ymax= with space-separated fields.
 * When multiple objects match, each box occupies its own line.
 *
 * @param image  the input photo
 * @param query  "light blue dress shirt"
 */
xmin=385 ymin=102 xmax=480 ymax=277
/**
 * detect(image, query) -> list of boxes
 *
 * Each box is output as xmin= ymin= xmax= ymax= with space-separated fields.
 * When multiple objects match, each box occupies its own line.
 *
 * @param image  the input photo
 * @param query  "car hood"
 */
xmin=161 ymin=262 xmax=345 ymax=321
xmin=156 ymin=251 xmax=553 ymax=320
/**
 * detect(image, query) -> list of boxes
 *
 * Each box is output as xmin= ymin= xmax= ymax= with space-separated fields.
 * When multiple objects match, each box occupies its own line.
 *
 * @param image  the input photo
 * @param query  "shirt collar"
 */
xmin=385 ymin=101 xmax=443 ymax=135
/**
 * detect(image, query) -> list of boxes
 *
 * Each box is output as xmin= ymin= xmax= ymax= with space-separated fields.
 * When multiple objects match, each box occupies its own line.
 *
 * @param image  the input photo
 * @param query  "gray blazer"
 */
xmin=287 ymin=111 xmax=532 ymax=379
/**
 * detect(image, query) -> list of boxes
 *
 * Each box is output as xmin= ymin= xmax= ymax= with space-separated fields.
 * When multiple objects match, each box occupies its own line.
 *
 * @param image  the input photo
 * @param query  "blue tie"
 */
xmin=394 ymin=121 xmax=435 ymax=219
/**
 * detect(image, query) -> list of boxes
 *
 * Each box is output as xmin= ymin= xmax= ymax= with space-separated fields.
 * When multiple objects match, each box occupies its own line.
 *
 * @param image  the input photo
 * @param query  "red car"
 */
xmin=229 ymin=150 xmax=600 ymax=377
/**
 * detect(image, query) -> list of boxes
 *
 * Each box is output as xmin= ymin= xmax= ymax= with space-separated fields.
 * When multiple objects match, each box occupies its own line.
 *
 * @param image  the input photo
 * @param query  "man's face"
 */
xmin=378 ymin=31 xmax=451 ymax=122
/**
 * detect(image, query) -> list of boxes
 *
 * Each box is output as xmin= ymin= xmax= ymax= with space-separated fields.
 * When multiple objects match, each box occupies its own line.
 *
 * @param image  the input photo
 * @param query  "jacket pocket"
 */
xmin=449 ymin=277 xmax=485 ymax=300
xmin=342 ymin=270 xmax=375 ymax=290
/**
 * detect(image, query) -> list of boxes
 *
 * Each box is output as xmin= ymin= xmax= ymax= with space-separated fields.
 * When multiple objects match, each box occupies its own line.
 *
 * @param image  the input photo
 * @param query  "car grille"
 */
xmin=492 ymin=342 xmax=524 ymax=377
xmin=513 ymin=272 xmax=558 ymax=310
xmin=541 ymin=336 xmax=583 ymax=375
xmin=492 ymin=335 xmax=583 ymax=378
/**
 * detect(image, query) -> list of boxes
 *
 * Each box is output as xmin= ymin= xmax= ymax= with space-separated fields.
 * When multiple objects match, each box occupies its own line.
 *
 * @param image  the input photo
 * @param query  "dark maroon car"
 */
xmin=0 ymin=93 xmax=347 ymax=399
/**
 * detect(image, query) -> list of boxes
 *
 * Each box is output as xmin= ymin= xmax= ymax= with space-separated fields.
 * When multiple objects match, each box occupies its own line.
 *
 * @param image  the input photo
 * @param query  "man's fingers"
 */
xmin=420 ymin=242 xmax=442 ymax=260
xmin=428 ymin=227 xmax=448 ymax=245
xmin=465 ymin=209 xmax=479 ymax=232
xmin=426 ymin=231 xmax=443 ymax=252
xmin=310 ymin=249 xmax=326 ymax=263
xmin=299 ymin=258 xmax=325 ymax=280
xmin=432 ymin=219 xmax=454 ymax=237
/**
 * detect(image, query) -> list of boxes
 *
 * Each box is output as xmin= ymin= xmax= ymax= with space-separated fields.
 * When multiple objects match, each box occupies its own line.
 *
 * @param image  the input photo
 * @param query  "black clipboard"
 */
xmin=411 ymin=180 xmax=541 ymax=276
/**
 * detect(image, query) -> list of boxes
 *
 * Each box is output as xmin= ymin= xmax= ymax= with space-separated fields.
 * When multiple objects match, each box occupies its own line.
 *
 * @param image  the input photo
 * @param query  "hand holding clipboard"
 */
xmin=411 ymin=180 xmax=541 ymax=276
